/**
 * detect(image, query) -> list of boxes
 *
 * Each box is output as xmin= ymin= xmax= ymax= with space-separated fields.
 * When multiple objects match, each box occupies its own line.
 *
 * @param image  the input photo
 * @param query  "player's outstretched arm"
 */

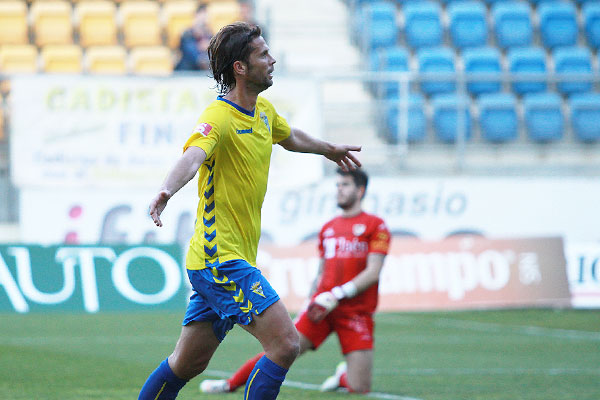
xmin=278 ymin=127 xmax=362 ymax=171
xmin=149 ymin=146 xmax=207 ymax=227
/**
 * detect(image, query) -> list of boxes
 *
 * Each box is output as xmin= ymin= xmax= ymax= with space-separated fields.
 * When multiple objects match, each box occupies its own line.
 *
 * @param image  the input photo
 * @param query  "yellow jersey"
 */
xmin=183 ymin=96 xmax=291 ymax=270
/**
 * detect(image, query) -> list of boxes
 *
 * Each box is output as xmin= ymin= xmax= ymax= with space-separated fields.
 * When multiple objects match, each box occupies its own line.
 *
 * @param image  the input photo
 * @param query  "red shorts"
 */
xmin=294 ymin=307 xmax=374 ymax=354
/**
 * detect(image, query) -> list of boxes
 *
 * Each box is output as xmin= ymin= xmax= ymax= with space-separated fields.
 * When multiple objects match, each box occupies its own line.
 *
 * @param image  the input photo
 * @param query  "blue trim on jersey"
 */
xmin=217 ymin=96 xmax=255 ymax=117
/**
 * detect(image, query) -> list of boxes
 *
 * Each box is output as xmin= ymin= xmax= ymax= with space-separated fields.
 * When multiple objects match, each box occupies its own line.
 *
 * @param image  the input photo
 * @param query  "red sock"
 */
xmin=227 ymin=352 xmax=265 ymax=391
xmin=339 ymin=372 xmax=353 ymax=392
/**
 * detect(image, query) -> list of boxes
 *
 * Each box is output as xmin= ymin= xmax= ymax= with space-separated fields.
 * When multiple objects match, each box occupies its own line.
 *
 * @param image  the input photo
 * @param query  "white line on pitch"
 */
xmin=203 ymin=369 xmax=423 ymax=400
xmin=434 ymin=318 xmax=600 ymax=341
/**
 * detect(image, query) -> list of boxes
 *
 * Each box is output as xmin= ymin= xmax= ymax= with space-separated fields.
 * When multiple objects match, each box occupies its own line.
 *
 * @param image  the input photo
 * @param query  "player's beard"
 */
xmin=246 ymin=65 xmax=273 ymax=93
xmin=337 ymin=192 xmax=358 ymax=210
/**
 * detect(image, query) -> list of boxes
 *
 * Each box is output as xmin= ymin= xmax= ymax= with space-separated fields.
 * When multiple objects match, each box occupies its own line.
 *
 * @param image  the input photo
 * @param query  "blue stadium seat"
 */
xmin=431 ymin=94 xmax=472 ymax=143
xmin=538 ymin=2 xmax=577 ymax=49
xmin=385 ymin=94 xmax=427 ymax=143
xmin=403 ymin=1 xmax=442 ymax=49
xmin=523 ymin=92 xmax=564 ymax=142
xmin=570 ymin=93 xmax=600 ymax=142
xmin=583 ymin=3 xmax=600 ymax=49
xmin=507 ymin=47 xmax=547 ymax=94
xmin=417 ymin=46 xmax=456 ymax=95
xmin=492 ymin=2 xmax=533 ymax=49
xmin=478 ymin=93 xmax=518 ymax=143
xmin=448 ymin=1 xmax=488 ymax=48
xmin=378 ymin=46 xmax=409 ymax=97
xmin=360 ymin=2 xmax=399 ymax=51
xmin=463 ymin=47 xmax=502 ymax=95
xmin=553 ymin=47 xmax=593 ymax=95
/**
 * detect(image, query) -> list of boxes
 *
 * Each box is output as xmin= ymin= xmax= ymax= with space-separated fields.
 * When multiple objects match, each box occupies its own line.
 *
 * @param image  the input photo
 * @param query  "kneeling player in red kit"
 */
xmin=200 ymin=167 xmax=391 ymax=394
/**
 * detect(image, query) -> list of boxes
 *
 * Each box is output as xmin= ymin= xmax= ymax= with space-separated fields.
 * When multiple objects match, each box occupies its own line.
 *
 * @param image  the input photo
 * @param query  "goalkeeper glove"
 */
xmin=307 ymin=282 xmax=358 ymax=323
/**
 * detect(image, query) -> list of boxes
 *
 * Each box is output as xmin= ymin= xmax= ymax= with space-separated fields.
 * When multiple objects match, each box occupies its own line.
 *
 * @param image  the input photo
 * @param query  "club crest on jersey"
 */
xmin=251 ymin=281 xmax=266 ymax=298
xmin=260 ymin=112 xmax=270 ymax=133
xmin=323 ymin=227 xmax=335 ymax=237
xmin=352 ymin=224 xmax=366 ymax=236
xmin=192 ymin=123 xmax=212 ymax=137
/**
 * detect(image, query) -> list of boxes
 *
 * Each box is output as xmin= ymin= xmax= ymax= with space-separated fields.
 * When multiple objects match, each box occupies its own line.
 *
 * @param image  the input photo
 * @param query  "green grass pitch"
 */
xmin=0 ymin=309 xmax=599 ymax=400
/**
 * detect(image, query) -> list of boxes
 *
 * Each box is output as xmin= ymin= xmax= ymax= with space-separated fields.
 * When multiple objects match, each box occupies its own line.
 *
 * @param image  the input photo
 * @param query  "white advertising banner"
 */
xmin=565 ymin=242 xmax=600 ymax=308
xmin=9 ymin=75 xmax=323 ymax=189
xmin=19 ymin=177 xmax=600 ymax=246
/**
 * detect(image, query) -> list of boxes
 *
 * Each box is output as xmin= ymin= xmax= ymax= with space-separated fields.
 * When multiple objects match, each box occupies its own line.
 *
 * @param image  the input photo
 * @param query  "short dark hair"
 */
xmin=207 ymin=22 xmax=262 ymax=95
xmin=336 ymin=167 xmax=369 ymax=191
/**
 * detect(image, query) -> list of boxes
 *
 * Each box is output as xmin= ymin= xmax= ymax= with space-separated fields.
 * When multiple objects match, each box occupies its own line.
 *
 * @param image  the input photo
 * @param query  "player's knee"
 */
xmin=273 ymin=328 xmax=300 ymax=365
xmin=168 ymin=353 xmax=210 ymax=380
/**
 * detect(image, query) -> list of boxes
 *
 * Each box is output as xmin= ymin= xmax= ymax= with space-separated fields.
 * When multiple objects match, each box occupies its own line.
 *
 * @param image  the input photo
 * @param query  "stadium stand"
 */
xmin=507 ymin=47 xmax=548 ymax=94
xmin=570 ymin=93 xmax=600 ymax=142
xmin=447 ymin=1 xmax=488 ymax=49
xmin=41 ymin=44 xmax=83 ymax=73
xmin=583 ymin=3 xmax=600 ymax=48
xmin=163 ymin=0 xmax=197 ymax=48
xmin=206 ymin=1 xmax=242 ymax=34
xmin=462 ymin=46 xmax=502 ymax=95
xmin=0 ymin=1 xmax=28 ymax=46
xmin=523 ymin=92 xmax=564 ymax=143
xmin=0 ymin=45 xmax=38 ymax=73
xmin=86 ymin=45 xmax=127 ymax=75
xmin=359 ymin=2 xmax=398 ymax=52
xmin=75 ymin=0 xmax=118 ymax=47
xmin=403 ymin=1 xmax=442 ymax=49
xmin=431 ymin=93 xmax=472 ymax=143
xmin=378 ymin=46 xmax=409 ymax=97
xmin=130 ymin=46 xmax=173 ymax=75
xmin=492 ymin=2 xmax=533 ymax=49
xmin=538 ymin=2 xmax=578 ymax=48
xmin=120 ymin=0 xmax=162 ymax=48
xmin=384 ymin=94 xmax=427 ymax=143
xmin=553 ymin=46 xmax=594 ymax=95
xmin=478 ymin=92 xmax=519 ymax=143
xmin=30 ymin=0 xmax=74 ymax=47
xmin=417 ymin=46 xmax=456 ymax=95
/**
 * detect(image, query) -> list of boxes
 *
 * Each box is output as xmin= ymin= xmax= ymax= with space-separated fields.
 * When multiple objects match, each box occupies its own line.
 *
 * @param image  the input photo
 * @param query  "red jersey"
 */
xmin=314 ymin=212 xmax=391 ymax=313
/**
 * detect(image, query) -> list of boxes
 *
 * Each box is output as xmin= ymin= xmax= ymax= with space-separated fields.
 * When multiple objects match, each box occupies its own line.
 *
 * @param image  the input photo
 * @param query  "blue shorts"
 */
xmin=182 ymin=259 xmax=280 ymax=341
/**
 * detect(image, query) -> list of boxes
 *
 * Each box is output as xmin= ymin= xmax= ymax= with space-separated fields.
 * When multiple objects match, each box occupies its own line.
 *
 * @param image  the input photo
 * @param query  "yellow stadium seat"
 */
xmin=163 ymin=0 xmax=197 ymax=48
xmin=130 ymin=46 xmax=173 ymax=75
xmin=0 ymin=106 xmax=5 ymax=141
xmin=86 ymin=45 xmax=127 ymax=74
xmin=31 ymin=0 xmax=74 ymax=46
xmin=0 ymin=1 xmax=28 ymax=45
xmin=75 ymin=0 xmax=118 ymax=47
xmin=206 ymin=1 xmax=241 ymax=34
xmin=41 ymin=44 xmax=83 ymax=73
xmin=0 ymin=45 xmax=38 ymax=73
xmin=120 ymin=1 xmax=161 ymax=47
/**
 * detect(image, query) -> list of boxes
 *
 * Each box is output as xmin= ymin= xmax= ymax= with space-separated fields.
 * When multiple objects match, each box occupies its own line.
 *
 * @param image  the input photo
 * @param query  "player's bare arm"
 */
xmin=308 ymin=253 xmax=385 ymax=323
xmin=149 ymin=146 xmax=207 ymax=227
xmin=278 ymin=127 xmax=362 ymax=171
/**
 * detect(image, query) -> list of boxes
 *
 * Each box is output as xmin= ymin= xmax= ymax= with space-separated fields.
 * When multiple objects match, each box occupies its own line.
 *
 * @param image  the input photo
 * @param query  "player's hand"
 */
xmin=324 ymin=144 xmax=362 ymax=171
xmin=149 ymin=189 xmax=172 ymax=227
xmin=307 ymin=291 xmax=338 ymax=323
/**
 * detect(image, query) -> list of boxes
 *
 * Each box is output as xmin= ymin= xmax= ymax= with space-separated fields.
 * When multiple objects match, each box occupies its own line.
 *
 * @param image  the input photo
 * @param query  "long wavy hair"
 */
xmin=208 ymin=22 xmax=262 ymax=95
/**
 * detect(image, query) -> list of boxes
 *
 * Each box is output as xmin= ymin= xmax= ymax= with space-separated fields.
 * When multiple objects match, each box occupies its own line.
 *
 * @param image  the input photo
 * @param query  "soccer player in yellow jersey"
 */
xmin=138 ymin=22 xmax=361 ymax=400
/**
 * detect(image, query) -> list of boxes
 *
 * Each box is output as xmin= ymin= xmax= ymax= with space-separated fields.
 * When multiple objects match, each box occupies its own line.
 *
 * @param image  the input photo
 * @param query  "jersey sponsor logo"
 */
xmin=192 ymin=123 xmax=212 ymax=137
xmin=236 ymin=128 xmax=253 ymax=135
xmin=352 ymin=224 xmax=366 ymax=236
xmin=260 ymin=111 xmax=270 ymax=133
xmin=251 ymin=281 xmax=266 ymax=298
xmin=323 ymin=236 xmax=368 ymax=259
xmin=323 ymin=227 xmax=335 ymax=237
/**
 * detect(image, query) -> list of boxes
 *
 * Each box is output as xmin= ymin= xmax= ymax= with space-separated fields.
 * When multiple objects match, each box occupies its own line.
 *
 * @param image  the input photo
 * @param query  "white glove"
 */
xmin=307 ymin=291 xmax=338 ymax=323
xmin=307 ymin=282 xmax=358 ymax=323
